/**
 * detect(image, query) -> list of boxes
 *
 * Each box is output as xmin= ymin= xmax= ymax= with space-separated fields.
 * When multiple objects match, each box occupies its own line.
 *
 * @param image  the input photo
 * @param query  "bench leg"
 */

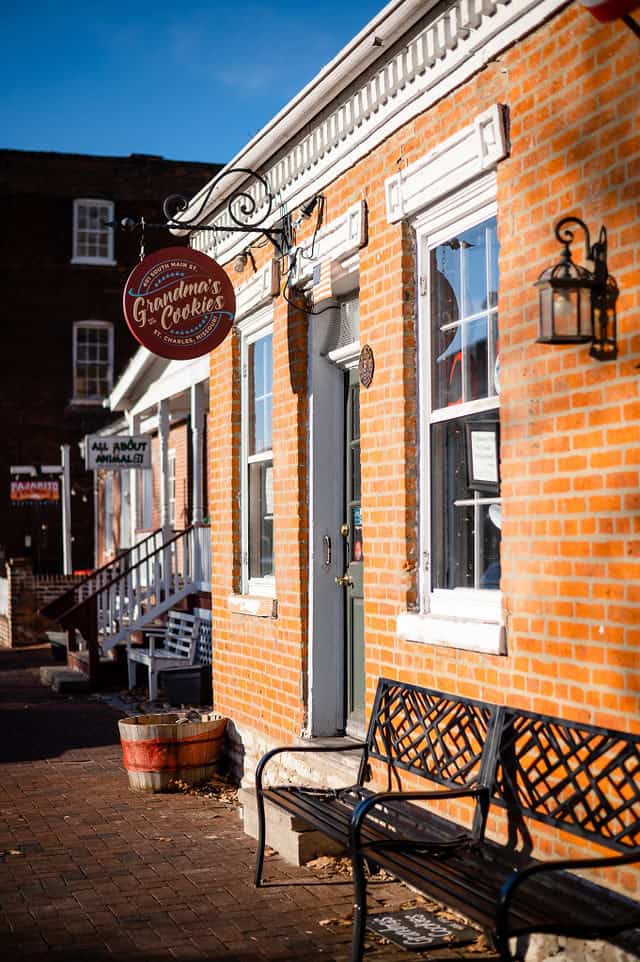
xmin=350 ymin=848 xmax=368 ymax=962
xmin=148 ymin=666 xmax=158 ymax=702
xmin=254 ymin=782 xmax=267 ymax=887
xmin=127 ymin=655 xmax=137 ymax=690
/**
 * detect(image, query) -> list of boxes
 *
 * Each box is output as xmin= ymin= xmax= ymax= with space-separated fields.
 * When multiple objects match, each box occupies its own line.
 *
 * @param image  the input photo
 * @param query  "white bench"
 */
xmin=127 ymin=610 xmax=200 ymax=701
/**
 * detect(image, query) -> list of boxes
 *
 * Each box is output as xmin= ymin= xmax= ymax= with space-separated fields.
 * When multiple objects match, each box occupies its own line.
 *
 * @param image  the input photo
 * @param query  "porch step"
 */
xmin=239 ymin=787 xmax=345 ymax=867
xmin=39 ymin=666 xmax=91 ymax=694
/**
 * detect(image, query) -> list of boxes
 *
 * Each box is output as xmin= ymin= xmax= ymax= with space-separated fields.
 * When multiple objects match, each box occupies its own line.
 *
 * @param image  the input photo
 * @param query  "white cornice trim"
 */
xmin=386 ymin=104 xmax=508 ymax=222
xmin=190 ymin=0 xmax=568 ymax=264
xmin=327 ymin=342 xmax=361 ymax=369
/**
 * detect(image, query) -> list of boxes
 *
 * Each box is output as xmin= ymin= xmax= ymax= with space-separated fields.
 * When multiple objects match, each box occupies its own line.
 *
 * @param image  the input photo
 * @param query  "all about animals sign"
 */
xmin=85 ymin=436 xmax=151 ymax=470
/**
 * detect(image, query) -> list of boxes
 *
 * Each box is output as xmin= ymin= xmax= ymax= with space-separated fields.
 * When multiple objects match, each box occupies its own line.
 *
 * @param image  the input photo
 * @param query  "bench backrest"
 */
xmin=195 ymin=618 xmax=212 ymax=665
xmin=364 ymin=679 xmax=504 ymax=838
xmin=497 ymin=707 xmax=640 ymax=853
xmin=163 ymin=611 xmax=200 ymax=661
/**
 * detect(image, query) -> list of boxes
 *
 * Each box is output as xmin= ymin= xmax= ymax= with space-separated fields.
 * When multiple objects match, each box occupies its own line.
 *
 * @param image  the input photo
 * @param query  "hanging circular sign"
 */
xmin=123 ymin=247 xmax=235 ymax=360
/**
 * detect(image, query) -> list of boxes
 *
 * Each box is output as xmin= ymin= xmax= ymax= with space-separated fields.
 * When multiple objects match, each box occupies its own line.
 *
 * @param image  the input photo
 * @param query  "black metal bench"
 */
xmin=254 ymin=678 xmax=640 ymax=962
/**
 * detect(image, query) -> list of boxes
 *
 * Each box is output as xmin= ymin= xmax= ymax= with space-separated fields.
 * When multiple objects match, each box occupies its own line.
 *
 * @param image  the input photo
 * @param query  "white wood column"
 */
xmin=190 ymin=382 xmax=205 ymax=526
xmin=127 ymin=412 xmax=140 ymax=542
xmin=158 ymin=399 xmax=171 ymax=538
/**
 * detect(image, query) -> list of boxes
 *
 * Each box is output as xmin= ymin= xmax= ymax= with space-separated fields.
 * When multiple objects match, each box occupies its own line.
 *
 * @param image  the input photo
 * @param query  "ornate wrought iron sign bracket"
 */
xmin=118 ymin=167 xmax=292 ymax=257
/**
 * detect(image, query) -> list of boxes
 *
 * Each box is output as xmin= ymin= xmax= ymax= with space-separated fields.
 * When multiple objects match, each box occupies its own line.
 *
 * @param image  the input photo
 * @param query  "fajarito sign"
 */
xmin=123 ymin=247 xmax=235 ymax=360
xmin=85 ymin=436 xmax=151 ymax=470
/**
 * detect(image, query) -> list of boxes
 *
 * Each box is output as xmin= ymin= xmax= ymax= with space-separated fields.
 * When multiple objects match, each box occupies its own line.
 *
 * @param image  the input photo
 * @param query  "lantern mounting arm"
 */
xmin=117 ymin=166 xmax=292 ymax=257
xmin=554 ymin=216 xmax=608 ymax=287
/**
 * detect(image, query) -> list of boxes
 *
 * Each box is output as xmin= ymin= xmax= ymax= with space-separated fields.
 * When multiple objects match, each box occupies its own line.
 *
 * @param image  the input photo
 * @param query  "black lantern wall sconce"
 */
xmin=535 ymin=216 xmax=619 ymax=361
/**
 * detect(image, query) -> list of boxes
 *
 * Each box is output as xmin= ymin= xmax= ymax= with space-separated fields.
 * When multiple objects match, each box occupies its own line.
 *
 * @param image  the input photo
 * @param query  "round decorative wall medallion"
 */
xmin=359 ymin=344 xmax=375 ymax=388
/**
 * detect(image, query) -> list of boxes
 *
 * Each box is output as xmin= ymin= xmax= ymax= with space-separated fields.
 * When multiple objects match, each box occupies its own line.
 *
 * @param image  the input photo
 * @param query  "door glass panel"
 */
xmin=351 ymin=505 xmax=363 ymax=563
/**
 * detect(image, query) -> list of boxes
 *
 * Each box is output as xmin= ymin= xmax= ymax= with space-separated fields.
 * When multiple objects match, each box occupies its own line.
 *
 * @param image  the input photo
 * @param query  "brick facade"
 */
xmin=205 ymin=1 xmax=639 ymax=887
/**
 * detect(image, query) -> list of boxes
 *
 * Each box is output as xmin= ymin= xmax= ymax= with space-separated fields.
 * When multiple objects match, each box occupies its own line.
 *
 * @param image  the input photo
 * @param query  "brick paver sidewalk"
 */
xmin=0 ymin=644 xmax=496 ymax=961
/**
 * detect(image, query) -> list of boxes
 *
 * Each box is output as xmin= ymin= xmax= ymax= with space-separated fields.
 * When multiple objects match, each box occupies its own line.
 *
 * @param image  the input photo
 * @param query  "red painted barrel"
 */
xmin=118 ymin=713 xmax=226 ymax=792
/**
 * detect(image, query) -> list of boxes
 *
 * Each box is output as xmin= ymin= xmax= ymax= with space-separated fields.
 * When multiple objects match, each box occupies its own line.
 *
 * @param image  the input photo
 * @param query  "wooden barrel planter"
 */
xmin=118 ymin=713 xmax=226 ymax=793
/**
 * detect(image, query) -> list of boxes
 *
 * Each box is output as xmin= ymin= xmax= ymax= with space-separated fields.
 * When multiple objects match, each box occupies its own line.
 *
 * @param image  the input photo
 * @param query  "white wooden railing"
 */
xmin=56 ymin=525 xmax=211 ymax=669
xmin=98 ymin=526 xmax=200 ymax=651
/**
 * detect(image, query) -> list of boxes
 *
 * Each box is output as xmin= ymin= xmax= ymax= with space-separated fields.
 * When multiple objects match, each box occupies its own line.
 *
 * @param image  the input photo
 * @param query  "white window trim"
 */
xmin=398 ymin=174 xmax=504 ymax=656
xmin=239 ymin=308 xmax=275 ymax=598
xmin=72 ymin=198 xmax=116 ymax=265
xmin=71 ymin=320 xmax=114 ymax=406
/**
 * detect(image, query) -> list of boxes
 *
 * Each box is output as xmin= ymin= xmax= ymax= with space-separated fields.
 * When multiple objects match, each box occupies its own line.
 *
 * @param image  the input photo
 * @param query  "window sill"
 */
xmin=69 ymin=397 xmax=107 ymax=407
xmin=397 ymin=610 xmax=506 ymax=655
xmin=227 ymin=594 xmax=278 ymax=618
xmin=71 ymin=257 xmax=117 ymax=267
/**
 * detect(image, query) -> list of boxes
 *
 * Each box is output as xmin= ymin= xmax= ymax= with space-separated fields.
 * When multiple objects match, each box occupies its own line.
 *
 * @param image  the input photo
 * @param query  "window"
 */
xmin=72 ymin=321 xmax=113 ymax=403
xmin=242 ymin=321 xmax=274 ymax=594
xmin=72 ymin=199 xmax=115 ymax=264
xmin=428 ymin=216 xmax=500 ymax=594
xmin=406 ymin=180 xmax=502 ymax=653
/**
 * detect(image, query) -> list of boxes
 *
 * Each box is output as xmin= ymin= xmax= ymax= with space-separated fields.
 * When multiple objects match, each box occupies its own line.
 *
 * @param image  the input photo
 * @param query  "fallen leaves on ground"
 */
xmin=168 ymin=772 xmax=238 ymax=805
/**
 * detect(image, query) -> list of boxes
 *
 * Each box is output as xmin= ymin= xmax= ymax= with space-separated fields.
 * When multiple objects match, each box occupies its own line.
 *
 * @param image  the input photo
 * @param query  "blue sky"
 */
xmin=2 ymin=1 xmax=385 ymax=165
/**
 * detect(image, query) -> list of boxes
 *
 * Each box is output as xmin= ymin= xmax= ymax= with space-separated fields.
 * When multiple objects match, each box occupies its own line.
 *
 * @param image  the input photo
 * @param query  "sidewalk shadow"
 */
xmin=0 ymin=645 xmax=122 ymax=764
xmin=0 ymin=701 xmax=121 ymax=763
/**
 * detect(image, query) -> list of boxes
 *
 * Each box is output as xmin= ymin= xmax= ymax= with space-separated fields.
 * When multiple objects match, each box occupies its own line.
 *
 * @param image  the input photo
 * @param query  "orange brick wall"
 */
xmin=208 ymin=3 xmax=639 ymax=879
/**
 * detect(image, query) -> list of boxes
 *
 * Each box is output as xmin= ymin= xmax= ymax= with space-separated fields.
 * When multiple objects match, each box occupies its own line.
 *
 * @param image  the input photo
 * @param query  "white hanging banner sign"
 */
xmin=85 ymin=435 xmax=151 ymax=470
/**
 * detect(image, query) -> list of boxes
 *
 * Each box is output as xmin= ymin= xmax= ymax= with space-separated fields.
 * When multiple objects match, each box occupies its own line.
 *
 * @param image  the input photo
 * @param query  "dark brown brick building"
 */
xmin=0 ymin=150 xmax=217 ymax=572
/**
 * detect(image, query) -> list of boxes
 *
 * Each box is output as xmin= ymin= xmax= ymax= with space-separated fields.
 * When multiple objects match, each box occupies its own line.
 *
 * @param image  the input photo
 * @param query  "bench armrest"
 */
xmin=349 ymin=786 xmax=489 ymax=850
xmin=495 ymin=848 xmax=640 ymax=962
xmin=255 ymin=741 xmax=367 ymax=793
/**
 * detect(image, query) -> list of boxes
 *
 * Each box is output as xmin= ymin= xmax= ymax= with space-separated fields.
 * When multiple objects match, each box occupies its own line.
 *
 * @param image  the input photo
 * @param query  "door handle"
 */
xmin=334 ymin=572 xmax=353 ymax=587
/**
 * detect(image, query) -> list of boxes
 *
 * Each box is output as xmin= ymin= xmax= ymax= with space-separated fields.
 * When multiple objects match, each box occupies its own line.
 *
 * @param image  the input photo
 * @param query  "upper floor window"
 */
xmin=72 ymin=199 xmax=115 ymax=265
xmin=72 ymin=321 xmax=114 ymax=404
xmin=241 ymin=316 xmax=274 ymax=595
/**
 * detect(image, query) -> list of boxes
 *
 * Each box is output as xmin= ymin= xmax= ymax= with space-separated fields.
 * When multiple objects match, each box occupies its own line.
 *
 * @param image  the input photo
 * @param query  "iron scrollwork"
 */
xmin=121 ymin=167 xmax=291 ymax=256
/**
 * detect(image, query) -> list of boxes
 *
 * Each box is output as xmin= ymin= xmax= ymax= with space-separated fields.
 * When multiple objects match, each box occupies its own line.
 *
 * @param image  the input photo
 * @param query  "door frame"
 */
xmin=307 ymin=303 xmax=361 ymax=736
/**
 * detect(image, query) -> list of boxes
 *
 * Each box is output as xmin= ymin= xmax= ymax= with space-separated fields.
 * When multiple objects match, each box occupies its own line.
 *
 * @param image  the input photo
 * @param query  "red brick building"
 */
xmin=0 ymin=150 xmax=216 ymax=572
